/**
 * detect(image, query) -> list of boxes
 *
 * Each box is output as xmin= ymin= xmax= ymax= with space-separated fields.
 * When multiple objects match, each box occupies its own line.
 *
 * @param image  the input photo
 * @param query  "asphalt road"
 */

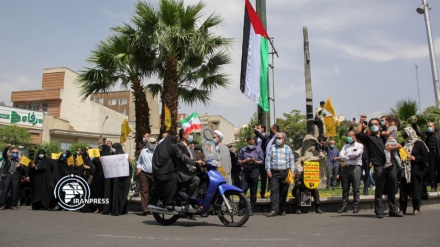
xmin=1 ymin=205 xmax=440 ymax=247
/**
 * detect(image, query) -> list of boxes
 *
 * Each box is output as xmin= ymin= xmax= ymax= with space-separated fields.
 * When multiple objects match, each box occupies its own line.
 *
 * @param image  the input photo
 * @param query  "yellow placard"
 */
xmin=400 ymin=148 xmax=409 ymax=161
xmin=67 ymin=156 xmax=74 ymax=166
xmin=51 ymin=152 xmax=62 ymax=160
xmin=20 ymin=156 xmax=30 ymax=166
xmin=88 ymin=148 xmax=100 ymax=158
xmin=303 ymin=161 xmax=320 ymax=189
xmin=76 ymin=155 xmax=84 ymax=166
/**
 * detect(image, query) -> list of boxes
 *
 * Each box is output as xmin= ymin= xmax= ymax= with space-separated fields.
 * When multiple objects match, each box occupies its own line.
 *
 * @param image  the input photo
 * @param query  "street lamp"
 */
xmin=417 ymin=0 xmax=440 ymax=107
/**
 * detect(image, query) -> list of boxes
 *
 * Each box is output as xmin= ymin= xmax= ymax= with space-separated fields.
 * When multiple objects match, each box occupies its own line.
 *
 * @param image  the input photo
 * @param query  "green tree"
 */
xmin=236 ymin=114 xmax=258 ymax=151
xmin=69 ymin=142 xmax=88 ymax=154
xmin=276 ymin=110 xmax=306 ymax=149
xmin=389 ymin=99 xmax=425 ymax=128
xmin=0 ymin=125 xmax=32 ymax=149
xmin=423 ymin=106 xmax=440 ymax=128
xmin=118 ymin=0 xmax=231 ymax=136
xmin=77 ymin=33 xmax=155 ymax=158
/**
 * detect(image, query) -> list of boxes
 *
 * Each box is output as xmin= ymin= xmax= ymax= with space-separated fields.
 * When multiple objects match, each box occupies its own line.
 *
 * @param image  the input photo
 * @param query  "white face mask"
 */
xmin=247 ymin=145 xmax=255 ymax=149
xmin=38 ymin=154 xmax=44 ymax=159
xmin=276 ymin=139 xmax=283 ymax=146
xmin=143 ymin=138 xmax=147 ymax=143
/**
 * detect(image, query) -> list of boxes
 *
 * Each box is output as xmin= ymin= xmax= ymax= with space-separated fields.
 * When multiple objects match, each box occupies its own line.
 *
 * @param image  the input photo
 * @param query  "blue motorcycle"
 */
xmin=148 ymin=127 xmax=250 ymax=227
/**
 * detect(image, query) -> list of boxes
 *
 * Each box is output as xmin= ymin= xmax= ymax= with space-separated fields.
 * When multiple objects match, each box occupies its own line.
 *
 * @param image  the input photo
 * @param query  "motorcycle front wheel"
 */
xmin=216 ymin=191 xmax=250 ymax=227
xmin=150 ymin=196 xmax=179 ymax=226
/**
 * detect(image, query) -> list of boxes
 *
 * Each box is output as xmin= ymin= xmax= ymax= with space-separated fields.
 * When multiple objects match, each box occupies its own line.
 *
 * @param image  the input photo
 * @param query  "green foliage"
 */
xmin=389 ymin=99 xmax=425 ymax=129
xmin=236 ymin=114 xmax=258 ymax=151
xmin=276 ymin=110 xmax=306 ymax=149
xmin=69 ymin=142 xmax=88 ymax=153
xmin=33 ymin=141 xmax=61 ymax=156
xmin=0 ymin=125 xmax=32 ymax=149
xmin=423 ymin=106 xmax=440 ymax=128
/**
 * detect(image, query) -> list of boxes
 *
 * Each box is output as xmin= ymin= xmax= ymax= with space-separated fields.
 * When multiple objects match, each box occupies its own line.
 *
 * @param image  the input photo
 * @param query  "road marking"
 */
xmin=96 ymin=235 xmax=291 ymax=242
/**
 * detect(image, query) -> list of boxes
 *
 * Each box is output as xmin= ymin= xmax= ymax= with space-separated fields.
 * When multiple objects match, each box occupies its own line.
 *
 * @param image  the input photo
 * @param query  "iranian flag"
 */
xmin=180 ymin=112 xmax=202 ymax=134
xmin=240 ymin=0 xmax=269 ymax=112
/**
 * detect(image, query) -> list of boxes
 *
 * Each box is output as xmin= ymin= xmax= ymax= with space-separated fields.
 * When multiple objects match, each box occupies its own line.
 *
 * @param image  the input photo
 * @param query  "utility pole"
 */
xmin=256 ymin=0 xmax=271 ymax=129
xmin=416 ymin=63 xmax=422 ymax=114
xmin=303 ymin=27 xmax=314 ymax=135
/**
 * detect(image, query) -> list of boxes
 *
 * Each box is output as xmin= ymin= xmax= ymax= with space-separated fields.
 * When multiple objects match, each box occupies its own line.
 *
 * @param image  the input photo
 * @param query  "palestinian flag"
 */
xmin=240 ymin=0 xmax=270 ymax=112
xmin=180 ymin=112 xmax=202 ymax=134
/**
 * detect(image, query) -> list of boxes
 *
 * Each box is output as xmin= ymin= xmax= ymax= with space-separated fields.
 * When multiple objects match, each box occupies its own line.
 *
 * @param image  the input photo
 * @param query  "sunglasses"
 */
xmin=276 ymin=137 xmax=283 ymax=140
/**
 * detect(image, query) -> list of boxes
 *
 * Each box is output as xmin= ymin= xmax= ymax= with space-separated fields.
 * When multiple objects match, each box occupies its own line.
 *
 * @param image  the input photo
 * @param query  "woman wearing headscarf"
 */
xmin=102 ymin=143 xmax=131 ymax=216
xmin=399 ymin=127 xmax=429 ymax=215
xmin=50 ymin=150 xmax=74 ymax=210
xmin=90 ymin=145 xmax=108 ymax=213
xmin=30 ymin=149 xmax=53 ymax=210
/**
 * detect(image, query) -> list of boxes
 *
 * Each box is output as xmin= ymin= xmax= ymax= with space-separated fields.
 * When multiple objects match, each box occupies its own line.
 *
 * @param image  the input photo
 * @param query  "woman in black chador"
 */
xmin=102 ymin=143 xmax=131 ymax=216
xmin=30 ymin=149 xmax=53 ymax=210
xmin=90 ymin=145 xmax=108 ymax=213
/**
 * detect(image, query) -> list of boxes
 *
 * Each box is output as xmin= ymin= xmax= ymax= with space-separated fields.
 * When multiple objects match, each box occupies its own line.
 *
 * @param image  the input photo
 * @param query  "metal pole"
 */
xmin=416 ymin=63 xmax=422 ymax=114
xmin=419 ymin=0 xmax=440 ymax=107
xmin=270 ymin=38 xmax=276 ymax=124
xmin=303 ymin=27 xmax=314 ymax=135
xmin=256 ymin=0 xmax=271 ymax=129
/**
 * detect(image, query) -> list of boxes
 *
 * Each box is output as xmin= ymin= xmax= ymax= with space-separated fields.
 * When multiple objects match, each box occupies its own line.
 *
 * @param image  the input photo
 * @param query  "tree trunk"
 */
xmin=160 ymin=57 xmax=179 ymax=138
xmin=132 ymin=78 xmax=150 ymax=158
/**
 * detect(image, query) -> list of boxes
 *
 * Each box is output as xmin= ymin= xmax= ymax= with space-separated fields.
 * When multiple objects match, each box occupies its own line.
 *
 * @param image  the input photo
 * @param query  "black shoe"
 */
xmin=332 ymin=187 xmax=335 ymax=190
xmin=353 ymin=208 xmax=359 ymax=214
xmin=295 ymin=209 xmax=302 ymax=214
xmin=238 ymin=209 xmax=245 ymax=216
xmin=10 ymin=206 xmax=17 ymax=210
xmin=375 ymin=214 xmax=384 ymax=219
xmin=260 ymin=194 xmax=266 ymax=198
xmin=142 ymin=210 xmax=150 ymax=216
xmin=389 ymin=212 xmax=404 ymax=217
xmin=363 ymin=191 xmax=369 ymax=196
xmin=338 ymin=207 xmax=347 ymax=213
xmin=315 ymin=208 xmax=323 ymax=214
xmin=185 ymin=204 xmax=197 ymax=214
xmin=266 ymin=211 xmax=278 ymax=217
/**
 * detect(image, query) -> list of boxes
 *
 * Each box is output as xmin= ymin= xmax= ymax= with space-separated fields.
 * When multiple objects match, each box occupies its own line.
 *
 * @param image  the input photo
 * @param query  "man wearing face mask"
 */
xmin=0 ymin=144 xmax=22 ymax=210
xmin=137 ymin=137 xmax=157 ymax=215
xmin=326 ymin=139 xmax=340 ymax=190
xmin=265 ymin=132 xmax=295 ymax=217
xmin=238 ymin=137 xmax=264 ymax=215
xmin=356 ymin=115 xmax=402 ymax=218
xmin=336 ymin=131 xmax=364 ymax=213
xmin=213 ymin=130 xmax=232 ymax=184
xmin=412 ymin=119 xmax=440 ymax=192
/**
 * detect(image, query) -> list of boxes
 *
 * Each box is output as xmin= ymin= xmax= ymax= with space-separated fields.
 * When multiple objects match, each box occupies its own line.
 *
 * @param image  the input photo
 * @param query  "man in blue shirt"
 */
xmin=326 ymin=139 xmax=340 ymax=190
xmin=238 ymin=137 xmax=264 ymax=215
xmin=265 ymin=132 xmax=295 ymax=217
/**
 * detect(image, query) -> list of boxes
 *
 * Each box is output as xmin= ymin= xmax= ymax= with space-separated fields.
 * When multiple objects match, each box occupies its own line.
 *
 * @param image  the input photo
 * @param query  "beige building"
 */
xmin=9 ymin=67 xmax=138 ymax=156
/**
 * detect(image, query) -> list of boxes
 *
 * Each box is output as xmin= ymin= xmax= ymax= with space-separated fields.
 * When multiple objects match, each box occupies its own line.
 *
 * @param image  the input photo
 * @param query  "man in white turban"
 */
xmin=213 ymin=130 xmax=232 ymax=184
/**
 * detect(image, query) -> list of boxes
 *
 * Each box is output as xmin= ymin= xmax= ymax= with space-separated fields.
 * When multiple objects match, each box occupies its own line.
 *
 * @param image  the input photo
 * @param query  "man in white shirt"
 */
xmin=337 ymin=130 xmax=364 ymax=213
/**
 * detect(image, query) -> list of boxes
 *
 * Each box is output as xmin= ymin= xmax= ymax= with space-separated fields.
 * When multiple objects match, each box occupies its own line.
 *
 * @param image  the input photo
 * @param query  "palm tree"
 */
xmin=76 ymin=34 xmax=155 ymax=156
xmin=118 ymin=0 xmax=231 ymax=136
xmin=389 ymin=99 xmax=424 ymax=128
xmin=423 ymin=106 xmax=440 ymax=124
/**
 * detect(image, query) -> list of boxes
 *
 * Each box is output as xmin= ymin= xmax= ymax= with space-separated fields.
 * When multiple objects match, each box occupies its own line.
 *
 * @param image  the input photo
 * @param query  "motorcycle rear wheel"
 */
xmin=150 ymin=196 xmax=179 ymax=226
xmin=217 ymin=191 xmax=250 ymax=227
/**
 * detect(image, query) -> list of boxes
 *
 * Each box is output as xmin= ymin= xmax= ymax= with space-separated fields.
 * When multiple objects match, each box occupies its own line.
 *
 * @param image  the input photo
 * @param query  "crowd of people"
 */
xmin=1 ymin=113 xmax=438 ymax=219
xmin=0 ymin=140 xmax=132 ymax=216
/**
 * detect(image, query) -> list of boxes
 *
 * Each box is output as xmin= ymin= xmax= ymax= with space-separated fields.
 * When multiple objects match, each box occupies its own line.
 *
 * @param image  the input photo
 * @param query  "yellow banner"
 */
xmin=303 ymin=161 xmax=320 ymax=189
xmin=76 ymin=155 xmax=84 ymax=166
xmin=88 ymin=148 xmax=100 ymax=158
xmin=324 ymin=96 xmax=336 ymax=116
xmin=120 ymin=119 xmax=132 ymax=144
xmin=67 ymin=156 xmax=74 ymax=166
xmin=164 ymin=104 xmax=171 ymax=131
xmin=324 ymin=116 xmax=336 ymax=137
xmin=400 ymin=148 xmax=409 ymax=161
xmin=20 ymin=156 xmax=30 ymax=166
xmin=51 ymin=152 xmax=61 ymax=160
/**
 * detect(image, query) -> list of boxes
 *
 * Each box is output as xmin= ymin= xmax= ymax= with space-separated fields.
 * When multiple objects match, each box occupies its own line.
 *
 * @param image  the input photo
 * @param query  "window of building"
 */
xmin=119 ymin=98 xmax=127 ymax=105
xmin=30 ymin=104 xmax=40 ymax=111
xmin=108 ymin=99 xmax=116 ymax=105
xmin=60 ymin=143 xmax=72 ymax=151
xmin=97 ymin=98 xmax=104 ymax=105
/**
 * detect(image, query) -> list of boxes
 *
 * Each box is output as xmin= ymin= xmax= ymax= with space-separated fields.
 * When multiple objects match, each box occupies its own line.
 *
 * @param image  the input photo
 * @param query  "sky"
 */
xmin=1 ymin=0 xmax=439 ymax=128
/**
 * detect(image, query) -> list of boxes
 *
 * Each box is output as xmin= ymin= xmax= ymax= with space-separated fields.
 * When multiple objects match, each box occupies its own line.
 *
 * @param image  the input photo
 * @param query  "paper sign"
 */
xmin=88 ymin=148 xmax=100 ymax=158
xmin=51 ymin=152 xmax=61 ymax=160
xmin=76 ymin=155 xmax=84 ymax=166
xmin=67 ymin=156 xmax=74 ymax=166
xmin=399 ymin=148 xmax=409 ymax=161
xmin=20 ymin=156 xmax=30 ymax=166
xmin=304 ymin=161 xmax=320 ymax=189
xmin=100 ymin=154 xmax=129 ymax=178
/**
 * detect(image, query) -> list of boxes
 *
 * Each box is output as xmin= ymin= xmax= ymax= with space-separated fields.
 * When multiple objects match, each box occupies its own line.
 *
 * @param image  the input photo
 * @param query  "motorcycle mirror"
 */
xmin=202 ymin=128 xmax=213 ymax=141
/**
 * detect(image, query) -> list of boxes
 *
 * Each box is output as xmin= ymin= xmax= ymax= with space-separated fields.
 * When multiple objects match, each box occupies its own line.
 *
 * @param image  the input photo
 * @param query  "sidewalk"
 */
xmin=128 ymin=192 xmax=440 ymax=214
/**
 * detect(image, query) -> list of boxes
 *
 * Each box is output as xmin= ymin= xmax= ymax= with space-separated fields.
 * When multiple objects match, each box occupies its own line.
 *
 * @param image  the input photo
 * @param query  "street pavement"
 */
xmin=1 ymin=205 xmax=440 ymax=247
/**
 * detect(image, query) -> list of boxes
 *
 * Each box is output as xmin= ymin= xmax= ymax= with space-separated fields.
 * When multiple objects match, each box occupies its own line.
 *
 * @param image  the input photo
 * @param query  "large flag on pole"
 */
xmin=120 ymin=119 xmax=132 ymax=144
xmin=324 ymin=116 xmax=336 ymax=137
xmin=180 ymin=112 xmax=202 ymax=135
xmin=240 ymin=0 xmax=270 ymax=112
xmin=164 ymin=104 xmax=171 ymax=131
xmin=324 ymin=96 xmax=336 ymax=116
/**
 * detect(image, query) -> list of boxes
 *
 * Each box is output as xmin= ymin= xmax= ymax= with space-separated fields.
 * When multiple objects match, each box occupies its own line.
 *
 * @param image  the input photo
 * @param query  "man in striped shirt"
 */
xmin=265 ymin=132 xmax=295 ymax=217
